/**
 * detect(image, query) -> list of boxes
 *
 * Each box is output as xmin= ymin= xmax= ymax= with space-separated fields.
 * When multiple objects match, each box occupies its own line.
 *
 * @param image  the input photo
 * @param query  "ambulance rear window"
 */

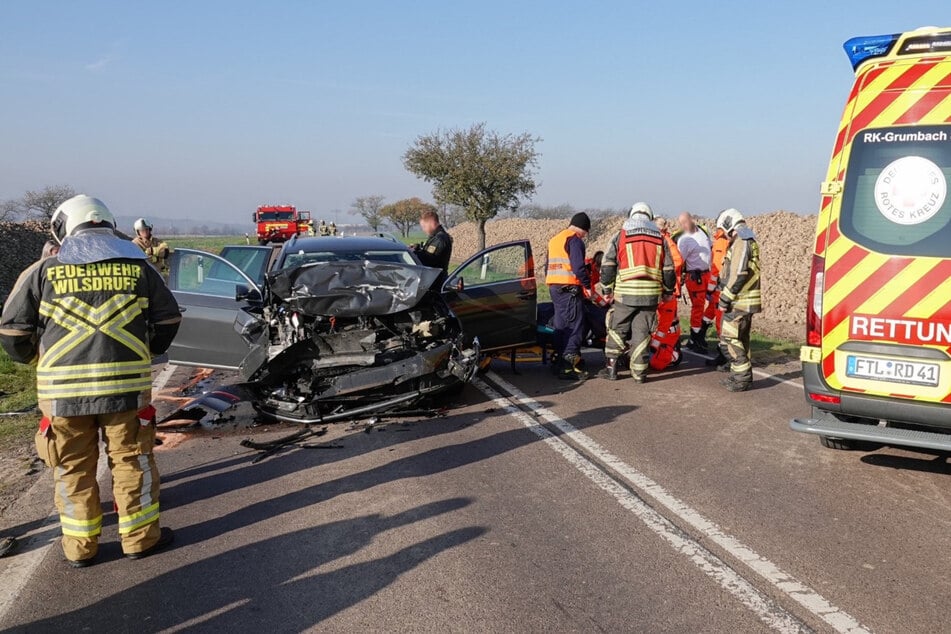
xmin=841 ymin=124 xmax=951 ymax=258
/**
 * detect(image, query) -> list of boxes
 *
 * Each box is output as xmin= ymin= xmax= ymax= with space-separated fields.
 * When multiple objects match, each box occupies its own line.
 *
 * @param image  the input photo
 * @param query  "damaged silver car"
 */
xmin=162 ymin=236 xmax=537 ymax=427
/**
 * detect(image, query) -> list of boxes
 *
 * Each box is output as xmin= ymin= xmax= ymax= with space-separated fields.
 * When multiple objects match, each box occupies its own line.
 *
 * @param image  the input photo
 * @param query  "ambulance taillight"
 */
xmin=805 ymin=254 xmax=824 ymax=347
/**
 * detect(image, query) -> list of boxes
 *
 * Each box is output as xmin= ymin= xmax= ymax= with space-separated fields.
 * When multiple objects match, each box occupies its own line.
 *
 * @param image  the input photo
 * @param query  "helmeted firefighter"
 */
xmin=703 ymin=225 xmax=731 ymax=368
xmin=546 ymin=212 xmax=592 ymax=380
xmin=649 ymin=218 xmax=685 ymax=371
xmin=0 ymin=196 xmax=181 ymax=566
xmin=714 ymin=208 xmax=762 ymax=392
xmin=131 ymin=217 xmax=171 ymax=278
xmin=598 ymin=203 xmax=676 ymax=382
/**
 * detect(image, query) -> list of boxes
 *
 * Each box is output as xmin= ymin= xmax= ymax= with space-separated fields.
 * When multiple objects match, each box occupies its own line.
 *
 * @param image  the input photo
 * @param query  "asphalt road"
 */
xmin=1 ymin=352 xmax=949 ymax=633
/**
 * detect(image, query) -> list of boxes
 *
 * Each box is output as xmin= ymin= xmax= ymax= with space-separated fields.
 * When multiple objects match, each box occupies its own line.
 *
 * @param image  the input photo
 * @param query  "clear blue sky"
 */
xmin=0 ymin=2 xmax=947 ymax=223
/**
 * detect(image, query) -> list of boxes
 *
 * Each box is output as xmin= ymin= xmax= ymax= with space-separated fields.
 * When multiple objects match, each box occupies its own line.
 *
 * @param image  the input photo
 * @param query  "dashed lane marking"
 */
xmin=477 ymin=371 xmax=869 ymax=634
xmin=681 ymin=349 xmax=804 ymax=388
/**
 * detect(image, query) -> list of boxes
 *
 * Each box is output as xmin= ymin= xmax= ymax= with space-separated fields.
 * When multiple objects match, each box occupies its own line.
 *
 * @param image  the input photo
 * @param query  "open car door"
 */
xmin=442 ymin=240 xmax=536 ymax=352
xmin=166 ymin=248 xmax=262 ymax=369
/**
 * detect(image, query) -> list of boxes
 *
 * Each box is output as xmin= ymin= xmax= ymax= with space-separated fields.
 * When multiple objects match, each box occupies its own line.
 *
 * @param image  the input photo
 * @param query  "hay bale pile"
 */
xmin=0 ymin=221 xmax=48 ymax=301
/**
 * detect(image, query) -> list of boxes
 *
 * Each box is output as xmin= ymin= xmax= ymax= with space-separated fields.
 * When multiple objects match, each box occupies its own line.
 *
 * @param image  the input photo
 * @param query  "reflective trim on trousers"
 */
xmin=60 ymin=514 xmax=103 ymax=538
xmin=118 ymin=502 xmax=160 ymax=534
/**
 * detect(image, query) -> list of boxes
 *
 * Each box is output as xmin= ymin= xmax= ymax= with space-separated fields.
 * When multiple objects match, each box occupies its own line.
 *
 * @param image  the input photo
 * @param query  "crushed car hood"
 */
xmin=267 ymin=260 xmax=442 ymax=317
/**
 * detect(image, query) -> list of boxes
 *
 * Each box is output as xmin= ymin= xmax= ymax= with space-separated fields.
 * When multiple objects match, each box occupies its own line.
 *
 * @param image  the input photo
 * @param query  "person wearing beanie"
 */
xmin=545 ymin=212 xmax=593 ymax=380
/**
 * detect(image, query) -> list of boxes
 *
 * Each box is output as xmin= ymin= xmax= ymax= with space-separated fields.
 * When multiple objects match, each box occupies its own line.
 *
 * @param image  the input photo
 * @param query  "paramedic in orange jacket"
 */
xmin=703 ymin=225 xmax=731 ymax=367
xmin=650 ymin=218 xmax=684 ymax=371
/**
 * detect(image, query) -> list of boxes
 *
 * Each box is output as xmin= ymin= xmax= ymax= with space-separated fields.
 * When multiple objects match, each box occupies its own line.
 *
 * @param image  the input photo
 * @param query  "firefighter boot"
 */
xmin=706 ymin=349 xmax=728 ymax=369
xmin=558 ymin=354 xmax=589 ymax=381
xmin=598 ymin=357 xmax=619 ymax=381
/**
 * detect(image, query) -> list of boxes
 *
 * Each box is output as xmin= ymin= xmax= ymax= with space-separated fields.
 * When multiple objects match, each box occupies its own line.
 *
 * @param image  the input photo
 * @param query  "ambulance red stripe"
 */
xmin=845 ymin=61 xmax=940 ymax=144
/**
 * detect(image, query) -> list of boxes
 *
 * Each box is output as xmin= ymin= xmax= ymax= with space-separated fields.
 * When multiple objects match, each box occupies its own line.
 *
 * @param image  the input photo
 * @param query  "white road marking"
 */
xmin=472 ymin=378 xmax=809 ymax=633
xmin=0 ymin=362 xmax=187 ymax=626
xmin=482 ymin=371 xmax=868 ymax=634
xmin=681 ymin=349 xmax=804 ymax=388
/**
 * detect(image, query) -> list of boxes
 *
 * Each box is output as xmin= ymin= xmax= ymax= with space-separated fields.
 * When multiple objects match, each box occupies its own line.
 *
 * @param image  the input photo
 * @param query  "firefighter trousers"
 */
xmin=719 ymin=312 xmax=753 ymax=385
xmin=36 ymin=409 xmax=162 ymax=561
xmin=685 ymin=273 xmax=709 ymax=331
xmin=606 ymin=303 xmax=657 ymax=380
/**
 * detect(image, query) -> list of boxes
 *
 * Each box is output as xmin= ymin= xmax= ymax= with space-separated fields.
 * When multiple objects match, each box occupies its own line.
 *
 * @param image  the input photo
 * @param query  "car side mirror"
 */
xmin=443 ymin=277 xmax=464 ymax=294
xmin=235 ymin=284 xmax=262 ymax=303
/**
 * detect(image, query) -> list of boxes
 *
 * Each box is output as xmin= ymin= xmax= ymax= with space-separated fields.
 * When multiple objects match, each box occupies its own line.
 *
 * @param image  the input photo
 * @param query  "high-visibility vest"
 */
xmin=707 ymin=229 xmax=731 ymax=293
xmin=614 ymin=231 xmax=664 ymax=298
xmin=546 ymin=229 xmax=582 ymax=286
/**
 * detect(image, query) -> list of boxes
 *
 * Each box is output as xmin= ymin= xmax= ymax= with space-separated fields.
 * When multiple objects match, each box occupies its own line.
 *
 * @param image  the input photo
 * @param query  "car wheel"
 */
xmin=814 ymin=407 xmax=883 ymax=451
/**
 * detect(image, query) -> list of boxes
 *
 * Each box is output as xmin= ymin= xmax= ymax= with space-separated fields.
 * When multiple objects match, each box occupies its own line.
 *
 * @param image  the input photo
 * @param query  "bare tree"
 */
xmin=350 ymin=195 xmax=386 ymax=232
xmin=17 ymin=185 xmax=78 ymax=220
xmin=437 ymin=203 xmax=465 ymax=229
xmin=0 ymin=199 xmax=21 ymax=222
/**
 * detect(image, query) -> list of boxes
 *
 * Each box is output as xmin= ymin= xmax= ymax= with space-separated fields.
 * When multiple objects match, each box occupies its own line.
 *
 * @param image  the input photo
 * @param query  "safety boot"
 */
xmin=698 ymin=321 xmax=711 ymax=345
xmin=720 ymin=377 xmax=750 ymax=392
xmin=598 ymin=358 xmax=619 ymax=381
xmin=690 ymin=330 xmax=708 ymax=352
xmin=558 ymin=355 xmax=589 ymax=381
xmin=706 ymin=350 xmax=728 ymax=368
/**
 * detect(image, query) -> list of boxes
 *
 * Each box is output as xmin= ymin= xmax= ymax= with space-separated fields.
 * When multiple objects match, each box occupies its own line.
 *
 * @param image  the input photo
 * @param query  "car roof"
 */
xmin=282 ymin=235 xmax=410 ymax=253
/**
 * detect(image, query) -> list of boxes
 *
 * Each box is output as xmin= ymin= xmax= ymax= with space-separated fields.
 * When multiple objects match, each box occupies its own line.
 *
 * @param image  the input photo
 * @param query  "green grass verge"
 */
xmin=170 ymin=235 xmax=246 ymax=254
xmin=0 ymin=348 xmax=39 ymax=449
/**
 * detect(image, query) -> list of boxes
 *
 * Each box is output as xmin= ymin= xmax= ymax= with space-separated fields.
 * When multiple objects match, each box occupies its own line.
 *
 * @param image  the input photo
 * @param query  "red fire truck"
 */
xmin=252 ymin=205 xmax=312 ymax=244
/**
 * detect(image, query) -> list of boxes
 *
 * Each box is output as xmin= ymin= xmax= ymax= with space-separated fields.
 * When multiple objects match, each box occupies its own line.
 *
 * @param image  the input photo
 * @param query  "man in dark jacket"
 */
xmin=414 ymin=210 xmax=453 ymax=284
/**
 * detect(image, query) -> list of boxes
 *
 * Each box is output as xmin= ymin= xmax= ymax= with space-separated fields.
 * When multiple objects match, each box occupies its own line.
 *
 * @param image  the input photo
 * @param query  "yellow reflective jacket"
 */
xmin=0 ymin=256 xmax=181 ymax=417
xmin=719 ymin=224 xmax=762 ymax=314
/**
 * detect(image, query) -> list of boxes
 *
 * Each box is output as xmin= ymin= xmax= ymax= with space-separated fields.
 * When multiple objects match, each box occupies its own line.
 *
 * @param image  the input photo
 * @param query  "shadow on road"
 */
xmin=861 ymin=450 xmax=951 ymax=475
xmin=15 ymin=498 xmax=485 ymax=633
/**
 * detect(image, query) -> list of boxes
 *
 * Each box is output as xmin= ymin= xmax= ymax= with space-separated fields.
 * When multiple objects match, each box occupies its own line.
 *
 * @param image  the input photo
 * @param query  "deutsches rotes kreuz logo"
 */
xmin=874 ymin=155 xmax=947 ymax=225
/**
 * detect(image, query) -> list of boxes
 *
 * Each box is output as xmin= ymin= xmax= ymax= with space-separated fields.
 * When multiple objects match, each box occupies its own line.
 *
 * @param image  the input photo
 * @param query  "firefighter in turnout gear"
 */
xmin=546 ymin=212 xmax=592 ymax=380
xmin=599 ymin=203 xmax=676 ymax=382
xmin=714 ymin=208 xmax=762 ymax=392
xmin=132 ymin=218 xmax=171 ymax=279
xmin=0 ymin=196 xmax=181 ymax=567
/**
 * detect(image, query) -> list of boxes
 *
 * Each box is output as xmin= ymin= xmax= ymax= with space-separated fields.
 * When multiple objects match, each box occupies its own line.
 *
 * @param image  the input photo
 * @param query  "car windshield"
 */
xmin=281 ymin=249 xmax=416 ymax=269
xmin=257 ymin=211 xmax=296 ymax=221
xmin=841 ymin=123 xmax=951 ymax=258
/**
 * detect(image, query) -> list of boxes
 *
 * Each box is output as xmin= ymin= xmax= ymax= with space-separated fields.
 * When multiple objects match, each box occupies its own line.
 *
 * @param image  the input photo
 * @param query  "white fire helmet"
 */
xmin=50 ymin=195 xmax=116 ymax=245
xmin=134 ymin=217 xmax=154 ymax=233
xmin=629 ymin=202 xmax=653 ymax=220
xmin=715 ymin=208 xmax=744 ymax=233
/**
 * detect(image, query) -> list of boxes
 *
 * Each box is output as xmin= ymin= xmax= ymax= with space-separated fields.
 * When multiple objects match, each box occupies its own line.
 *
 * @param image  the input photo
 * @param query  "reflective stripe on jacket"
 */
xmin=601 ymin=216 xmax=675 ymax=307
xmin=719 ymin=224 xmax=762 ymax=314
xmin=546 ymin=228 xmax=583 ymax=286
